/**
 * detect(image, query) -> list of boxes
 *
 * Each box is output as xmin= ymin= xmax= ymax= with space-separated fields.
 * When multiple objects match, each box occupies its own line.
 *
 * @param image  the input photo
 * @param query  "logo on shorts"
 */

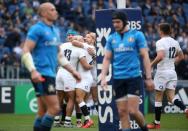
xmin=65 ymin=87 xmax=70 ymax=90
xmin=135 ymin=90 xmax=139 ymax=95
xmin=159 ymin=85 xmax=163 ymax=89
xmin=48 ymin=84 xmax=55 ymax=93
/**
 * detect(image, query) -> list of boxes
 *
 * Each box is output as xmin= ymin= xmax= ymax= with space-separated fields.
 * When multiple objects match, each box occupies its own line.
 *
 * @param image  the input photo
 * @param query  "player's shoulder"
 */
xmin=60 ymin=42 xmax=71 ymax=49
xmin=30 ymin=21 xmax=43 ymax=29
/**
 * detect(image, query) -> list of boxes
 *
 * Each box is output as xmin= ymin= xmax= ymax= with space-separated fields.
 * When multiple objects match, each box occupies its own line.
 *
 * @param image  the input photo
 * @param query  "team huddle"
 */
xmin=54 ymin=31 xmax=98 ymax=128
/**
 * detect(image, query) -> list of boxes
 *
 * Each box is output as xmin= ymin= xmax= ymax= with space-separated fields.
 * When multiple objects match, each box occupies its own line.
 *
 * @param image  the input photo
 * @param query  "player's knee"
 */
xmin=118 ymin=107 xmax=128 ymax=118
xmin=129 ymin=108 xmax=138 ymax=116
xmin=76 ymin=95 xmax=82 ymax=104
xmin=49 ymin=104 xmax=61 ymax=116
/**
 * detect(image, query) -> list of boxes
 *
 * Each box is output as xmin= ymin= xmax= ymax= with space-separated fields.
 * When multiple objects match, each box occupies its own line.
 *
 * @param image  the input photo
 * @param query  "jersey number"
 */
xmin=169 ymin=47 xmax=176 ymax=58
xmin=64 ymin=49 xmax=72 ymax=61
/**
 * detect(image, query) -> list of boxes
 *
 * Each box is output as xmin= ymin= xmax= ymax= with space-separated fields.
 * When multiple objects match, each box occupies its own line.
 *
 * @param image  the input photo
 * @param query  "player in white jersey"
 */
xmin=71 ymin=33 xmax=97 ymax=127
xmin=147 ymin=23 xmax=188 ymax=129
xmin=72 ymin=35 xmax=94 ymax=128
xmin=72 ymin=32 xmax=98 ymax=111
xmin=55 ymin=35 xmax=93 ymax=128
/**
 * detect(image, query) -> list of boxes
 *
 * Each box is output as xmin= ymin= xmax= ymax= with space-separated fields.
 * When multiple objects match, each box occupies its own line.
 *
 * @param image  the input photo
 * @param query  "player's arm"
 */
xmin=72 ymin=40 xmax=96 ymax=57
xmin=22 ymin=39 xmax=45 ymax=82
xmin=140 ymin=48 xmax=153 ymax=79
xmin=79 ymin=56 xmax=93 ymax=70
xmin=137 ymin=31 xmax=154 ymax=91
xmin=22 ymin=39 xmax=36 ymax=72
xmin=101 ymin=50 xmax=112 ymax=88
xmin=175 ymin=45 xmax=184 ymax=65
xmin=151 ymin=50 xmax=165 ymax=67
xmin=72 ymin=40 xmax=84 ymax=48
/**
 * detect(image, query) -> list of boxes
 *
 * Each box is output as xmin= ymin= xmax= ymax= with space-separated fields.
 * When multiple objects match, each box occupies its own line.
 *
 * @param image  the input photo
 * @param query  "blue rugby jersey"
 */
xmin=105 ymin=29 xmax=147 ymax=79
xmin=27 ymin=21 xmax=61 ymax=77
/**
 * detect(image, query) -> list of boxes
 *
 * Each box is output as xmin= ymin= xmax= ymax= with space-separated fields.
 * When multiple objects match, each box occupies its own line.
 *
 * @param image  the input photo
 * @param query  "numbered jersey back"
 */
xmin=156 ymin=36 xmax=182 ymax=71
xmin=59 ymin=42 xmax=85 ymax=68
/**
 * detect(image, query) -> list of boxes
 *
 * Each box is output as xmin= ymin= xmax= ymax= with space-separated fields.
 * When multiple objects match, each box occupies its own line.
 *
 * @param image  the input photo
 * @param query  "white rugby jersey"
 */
xmin=83 ymin=43 xmax=97 ymax=80
xmin=77 ymin=43 xmax=94 ymax=78
xmin=59 ymin=42 xmax=85 ymax=68
xmin=156 ymin=36 xmax=182 ymax=71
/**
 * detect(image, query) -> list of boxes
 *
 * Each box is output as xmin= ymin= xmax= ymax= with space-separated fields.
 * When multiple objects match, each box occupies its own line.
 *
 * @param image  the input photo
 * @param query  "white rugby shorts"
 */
xmin=56 ymin=68 xmax=76 ymax=92
xmin=154 ymin=70 xmax=177 ymax=91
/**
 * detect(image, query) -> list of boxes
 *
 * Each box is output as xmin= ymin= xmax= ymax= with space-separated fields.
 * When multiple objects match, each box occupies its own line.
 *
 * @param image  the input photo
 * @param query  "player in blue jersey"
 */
xmin=21 ymin=2 xmax=80 ymax=131
xmin=101 ymin=11 xmax=154 ymax=131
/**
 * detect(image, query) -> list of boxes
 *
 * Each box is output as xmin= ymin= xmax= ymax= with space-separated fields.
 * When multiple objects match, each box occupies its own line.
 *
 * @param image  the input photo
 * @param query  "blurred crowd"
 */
xmin=0 ymin=0 xmax=188 ymax=79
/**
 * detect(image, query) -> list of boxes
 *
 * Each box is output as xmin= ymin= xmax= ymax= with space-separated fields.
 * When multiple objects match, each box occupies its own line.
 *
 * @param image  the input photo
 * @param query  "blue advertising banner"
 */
xmin=96 ymin=8 xmax=143 ymax=131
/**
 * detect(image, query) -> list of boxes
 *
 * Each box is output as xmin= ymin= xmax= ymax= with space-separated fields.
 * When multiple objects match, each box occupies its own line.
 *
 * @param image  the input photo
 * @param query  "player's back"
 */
xmin=156 ymin=36 xmax=182 ymax=71
xmin=59 ymin=42 xmax=85 ymax=68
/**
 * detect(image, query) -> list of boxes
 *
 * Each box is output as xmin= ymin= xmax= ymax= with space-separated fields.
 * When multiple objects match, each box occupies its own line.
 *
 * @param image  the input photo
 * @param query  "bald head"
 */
xmin=38 ymin=2 xmax=55 ymax=17
xmin=37 ymin=2 xmax=58 ymax=24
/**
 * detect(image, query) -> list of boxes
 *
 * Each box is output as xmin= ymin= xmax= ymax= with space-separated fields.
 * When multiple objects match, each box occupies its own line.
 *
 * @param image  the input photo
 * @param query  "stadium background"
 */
xmin=0 ymin=0 xmax=188 ymax=130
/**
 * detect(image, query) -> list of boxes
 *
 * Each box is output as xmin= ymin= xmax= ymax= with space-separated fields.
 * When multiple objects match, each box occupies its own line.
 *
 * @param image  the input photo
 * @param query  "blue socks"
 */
xmin=40 ymin=114 xmax=54 ymax=131
xmin=33 ymin=117 xmax=42 ymax=131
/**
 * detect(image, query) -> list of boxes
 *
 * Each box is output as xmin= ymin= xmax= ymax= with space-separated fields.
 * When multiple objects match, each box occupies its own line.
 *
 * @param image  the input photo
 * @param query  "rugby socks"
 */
xmin=79 ymin=101 xmax=90 ymax=120
xmin=76 ymin=112 xmax=82 ymax=122
xmin=40 ymin=114 xmax=54 ymax=131
xmin=172 ymin=98 xmax=186 ymax=111
xmin=94 ymin=102 xmax=98 ymax=112
xmin=154 ymin=102 xmax=162 ymax=124
xmin=64 ymin=116 xmax=71 ymax=125
xmin=54 ymin=115 xmax=60 ymax=124
xmin=61 ymin=104 xmax=67 ymax=122
xmin=33 ymin=117 xmax=42 ymax=131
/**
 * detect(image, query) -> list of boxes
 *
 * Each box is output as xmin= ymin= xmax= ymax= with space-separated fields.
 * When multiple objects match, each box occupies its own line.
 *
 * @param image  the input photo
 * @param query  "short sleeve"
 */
xmin=26 ymin=25 xmax=40 ymax=43
xmin=105 ymin=35 xmax=113 ymax=52
xmin=136 ymin=31 xmax=147 ymax=49
xmin=156 ymin=41 xmax=165 ymax=51
xmin=78 ymin=48 xmax=86 ymax=59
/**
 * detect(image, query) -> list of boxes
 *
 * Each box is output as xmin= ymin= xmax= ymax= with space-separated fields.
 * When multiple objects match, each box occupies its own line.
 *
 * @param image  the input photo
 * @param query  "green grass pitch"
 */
xmin=0 ymin=114 xmax=187 ymax=131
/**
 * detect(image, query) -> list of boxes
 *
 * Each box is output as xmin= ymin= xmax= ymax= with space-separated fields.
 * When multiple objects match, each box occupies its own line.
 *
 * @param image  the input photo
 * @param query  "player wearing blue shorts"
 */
xmin=22 ymin=3 xmax=80 ymax=131
xmin=101 ymin=11 xmax=154 ymax=131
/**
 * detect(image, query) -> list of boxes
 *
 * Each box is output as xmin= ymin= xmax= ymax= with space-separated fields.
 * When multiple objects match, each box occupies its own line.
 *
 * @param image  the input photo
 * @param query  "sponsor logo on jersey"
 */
xmin=128 ymin=37 xmax=135 ymax=42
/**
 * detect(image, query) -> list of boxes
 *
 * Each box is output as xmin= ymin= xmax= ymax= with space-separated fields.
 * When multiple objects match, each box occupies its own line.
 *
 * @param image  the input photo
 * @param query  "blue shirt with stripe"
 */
xmin=27 ymin=21 xmax=61 ymax=77
xmin=105 ymin=29 xmax=147 ymax=79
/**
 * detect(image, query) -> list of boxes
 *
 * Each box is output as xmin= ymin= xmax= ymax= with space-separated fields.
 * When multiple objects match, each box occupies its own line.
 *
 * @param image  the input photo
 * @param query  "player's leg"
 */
xmin=113 ymin=79 xmax=130 ymax=131
xmin=147 ymin=72 xmax=165 ymax=129
xmin=90 ymin=85 xmax=98 ymax=111
xmin=64 ymin=90 xmax=75 ymax=127
xmin=40 ymin=94 xmax=60 ymax=131
xmin=147 ymin=90 xmax=163 ymax=129
xmin=76 ymin=88 xmax=94 ymax=128
xmin=54 ymin=71 xmax=66 ymax=127
xmin=39 ymin=76 xmax=60 ymax=131
xmin=75 ymin=103 xmax=83 ymax=128
xmin=116 ymin=99 xmax=130 ymax=130
xmin=34 ymin=97 xmax=46 ymax=131
xmin=166 ymin=84 xmax=188 ymax=118
xmin=128 ymin=96 xmax=148 ymax=131
xmin=54 ymin=90 xmax=65 ymax=127
xmin=128 ymin=77 xmax=148 ymax=131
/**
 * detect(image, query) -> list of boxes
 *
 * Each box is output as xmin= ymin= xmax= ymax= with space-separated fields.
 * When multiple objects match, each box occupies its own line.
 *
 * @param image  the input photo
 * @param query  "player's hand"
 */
xmin=72 ymin=71 xmax=81 ymax=82
xmin=144 ymin=79 xmax=154 ymax=91
xmin=87 ymin=47 xmax=96 ymax=57
xmin=101 ymin=78 xmax=108 ymax=90
xmin=31 ymin=70 xmax=45 ymax=83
